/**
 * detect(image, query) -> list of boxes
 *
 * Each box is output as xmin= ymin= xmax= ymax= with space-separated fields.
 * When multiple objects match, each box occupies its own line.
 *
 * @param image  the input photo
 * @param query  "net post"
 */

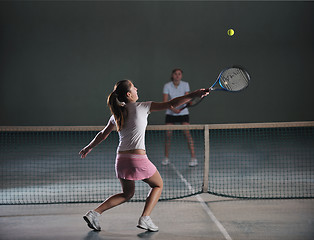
xmin=202 ymin=125 xmax=210 ymax=193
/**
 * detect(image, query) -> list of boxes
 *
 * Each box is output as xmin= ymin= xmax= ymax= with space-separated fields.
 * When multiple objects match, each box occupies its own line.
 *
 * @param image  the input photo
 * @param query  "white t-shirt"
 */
xmin=163 ymin=81 xmax=190 ymax=116
xmin=110 ymin=101 xmax=152 ymax=152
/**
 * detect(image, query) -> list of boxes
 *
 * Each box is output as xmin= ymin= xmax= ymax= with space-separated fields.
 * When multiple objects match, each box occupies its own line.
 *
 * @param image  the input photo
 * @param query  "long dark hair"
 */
xmin=107 ymin=80 xmax=132 ymax=131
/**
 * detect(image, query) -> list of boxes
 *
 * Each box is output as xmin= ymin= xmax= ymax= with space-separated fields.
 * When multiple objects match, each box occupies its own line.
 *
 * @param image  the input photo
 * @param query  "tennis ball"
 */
xmin=227 ymin=29 xmax=234 ymax=36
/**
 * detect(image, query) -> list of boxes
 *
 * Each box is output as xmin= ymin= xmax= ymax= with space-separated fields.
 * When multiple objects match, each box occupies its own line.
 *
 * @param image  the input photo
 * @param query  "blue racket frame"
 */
xmin=180 ymin=67 xmax=250 ymax=109
xmin=208 ymin=67 xmax=250 ymax=92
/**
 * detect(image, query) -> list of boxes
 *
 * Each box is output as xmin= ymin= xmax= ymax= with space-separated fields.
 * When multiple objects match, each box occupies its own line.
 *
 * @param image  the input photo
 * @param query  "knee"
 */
xmin=123 ymin=189 xmax=135 ymax=201
xmin=184 ymin=130 xmax=191 ymax=137
xmin=154 ymin=179 xmax=163 ymax=191
xmin=166 ymin=131 xmax=172 ymax=138
xmin=160 ymin=179 xmax=164 ymax=189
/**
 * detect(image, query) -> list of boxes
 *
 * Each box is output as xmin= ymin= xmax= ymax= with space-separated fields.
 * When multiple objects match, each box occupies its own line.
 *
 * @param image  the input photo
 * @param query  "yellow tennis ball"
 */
xmin=227 ymin=29 xmax=234 ymax=36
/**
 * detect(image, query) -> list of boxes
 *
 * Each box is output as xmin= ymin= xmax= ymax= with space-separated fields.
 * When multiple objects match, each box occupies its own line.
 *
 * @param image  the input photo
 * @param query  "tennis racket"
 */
xmin=181 ymin=66 xmax=250 ymax=109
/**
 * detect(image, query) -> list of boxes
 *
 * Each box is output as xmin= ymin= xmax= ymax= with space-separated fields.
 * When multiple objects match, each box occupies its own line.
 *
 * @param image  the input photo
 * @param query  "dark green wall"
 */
xmin=1 ymin=1 xmax=313 ymax=125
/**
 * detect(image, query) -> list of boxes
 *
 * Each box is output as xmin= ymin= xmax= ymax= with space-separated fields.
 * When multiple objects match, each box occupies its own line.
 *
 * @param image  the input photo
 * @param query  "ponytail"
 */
xmin=107 ymin=80 xmax=131 ymax=131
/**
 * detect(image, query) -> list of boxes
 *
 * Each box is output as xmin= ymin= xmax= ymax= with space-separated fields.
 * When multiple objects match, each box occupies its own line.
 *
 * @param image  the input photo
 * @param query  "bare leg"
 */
xmin=182 ymin=122 xmax=196 ymax=158
xmin=141 ymin=171 xmax=163 ymax=217
xmin=165 ymin=123 xmax=173 ymax=158
xmin=94 ymin=179 xmax=135 ymax=214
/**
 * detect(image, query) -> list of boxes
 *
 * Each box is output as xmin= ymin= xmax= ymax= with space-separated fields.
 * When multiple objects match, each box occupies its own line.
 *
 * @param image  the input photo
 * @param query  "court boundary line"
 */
xmin=170 ymin=163 xmax=232 ymax=240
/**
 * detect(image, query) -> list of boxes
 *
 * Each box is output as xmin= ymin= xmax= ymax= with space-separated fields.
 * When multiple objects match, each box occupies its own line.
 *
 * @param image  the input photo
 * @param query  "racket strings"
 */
xmin=220 ymin=68 xmax=249 ymax=91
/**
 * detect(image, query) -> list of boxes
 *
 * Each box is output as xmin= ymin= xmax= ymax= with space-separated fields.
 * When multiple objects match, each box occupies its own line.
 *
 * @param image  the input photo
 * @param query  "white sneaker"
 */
xmin=189 ymin=158 xmax=198 ymax=167
xmin=83 ymin=210 xmax=101 ymax=231
xmin=137 ymin=216 xmax=159 ymax=232
xmin=162 ymin=157 xmax=169 ymax=165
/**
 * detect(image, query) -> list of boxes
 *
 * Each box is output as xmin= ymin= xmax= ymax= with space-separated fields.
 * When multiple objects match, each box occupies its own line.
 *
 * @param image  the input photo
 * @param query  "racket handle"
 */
xmin=206 ymin=87 xmax=213 ymax=92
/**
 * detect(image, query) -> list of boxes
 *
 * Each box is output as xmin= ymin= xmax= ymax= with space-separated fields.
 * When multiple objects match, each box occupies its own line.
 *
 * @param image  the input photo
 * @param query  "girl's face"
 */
xmin=127 ymin=82 xmax=138 ymax=102
xmin=172 ymin=70 xmax=183 ymax=84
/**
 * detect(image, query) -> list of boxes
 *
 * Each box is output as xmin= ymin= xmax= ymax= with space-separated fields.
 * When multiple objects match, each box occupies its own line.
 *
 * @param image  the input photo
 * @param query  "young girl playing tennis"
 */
xmin=79 ymin=80 xmax=207 ymax=232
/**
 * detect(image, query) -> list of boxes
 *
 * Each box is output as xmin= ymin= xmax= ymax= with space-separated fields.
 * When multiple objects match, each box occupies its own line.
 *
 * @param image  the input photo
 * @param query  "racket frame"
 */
xmin=209 ymin=66 xmax=250 ymax=92
xmin=181 ymin=66 xmax=250 ymax=109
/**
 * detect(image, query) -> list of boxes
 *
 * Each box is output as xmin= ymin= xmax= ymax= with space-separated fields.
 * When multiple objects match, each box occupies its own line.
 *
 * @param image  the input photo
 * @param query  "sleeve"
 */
xmin=185 ymin=82 xmax=190 ymax=92
xmin=163 ymin=83 xmax=169 ymax=94
xmin=109 ymin=115 xmax=116 ymax=125
xmin=140 ymin=101 xmax=152 ymax=114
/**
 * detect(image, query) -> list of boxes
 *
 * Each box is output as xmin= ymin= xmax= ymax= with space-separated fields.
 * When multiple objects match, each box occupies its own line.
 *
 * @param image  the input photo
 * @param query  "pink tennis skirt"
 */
xmin=115 ymin=153 xmax=157 ymax=180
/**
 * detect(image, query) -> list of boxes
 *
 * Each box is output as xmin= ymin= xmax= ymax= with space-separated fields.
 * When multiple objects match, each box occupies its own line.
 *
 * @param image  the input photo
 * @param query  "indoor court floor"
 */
xmin=0 ymin=193 xmax=313 ymax=240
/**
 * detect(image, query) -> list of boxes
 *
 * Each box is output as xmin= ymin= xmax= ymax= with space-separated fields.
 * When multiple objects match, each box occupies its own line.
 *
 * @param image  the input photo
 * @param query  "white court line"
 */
xmin=195 ymin=194 xmax=232 ymax=240
xmin=170 ymin=163 xmax=232 ymax=240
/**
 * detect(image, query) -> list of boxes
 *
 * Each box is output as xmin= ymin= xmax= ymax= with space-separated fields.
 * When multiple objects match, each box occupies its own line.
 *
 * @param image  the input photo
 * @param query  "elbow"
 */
xmin=98 ymin=130 xmax=107 ymax=140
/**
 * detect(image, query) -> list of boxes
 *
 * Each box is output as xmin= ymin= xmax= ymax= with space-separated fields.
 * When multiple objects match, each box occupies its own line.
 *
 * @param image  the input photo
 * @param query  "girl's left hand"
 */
xmin=170 ymin=105 xmax=182 ymax=114
xmin=79 ymin=146 xmax=92 ymax=159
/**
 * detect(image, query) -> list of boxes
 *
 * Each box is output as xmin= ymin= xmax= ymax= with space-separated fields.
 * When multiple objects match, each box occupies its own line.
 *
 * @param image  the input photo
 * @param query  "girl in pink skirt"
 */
xmin=79 ymin=80 xmax=207 ymax=232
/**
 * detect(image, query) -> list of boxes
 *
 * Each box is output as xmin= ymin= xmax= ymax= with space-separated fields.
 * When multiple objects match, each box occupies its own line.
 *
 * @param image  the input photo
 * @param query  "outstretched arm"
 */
xmin=162 ymin=93 xmax=182 ymax=114
xmin=151 ymin=89 xmax=208 ymax=112
xmin=79 ymin=118 xmax=115 ymax=158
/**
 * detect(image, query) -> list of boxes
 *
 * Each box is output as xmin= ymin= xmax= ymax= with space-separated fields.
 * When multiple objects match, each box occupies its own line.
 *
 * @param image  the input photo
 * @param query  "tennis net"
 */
xmin=0 ymin=121 xmax=313 ymax=204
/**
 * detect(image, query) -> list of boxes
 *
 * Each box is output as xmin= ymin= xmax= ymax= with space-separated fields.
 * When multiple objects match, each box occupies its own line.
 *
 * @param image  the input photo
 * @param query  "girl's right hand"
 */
xmin=191 ymin=89 xmax=209 ymax=99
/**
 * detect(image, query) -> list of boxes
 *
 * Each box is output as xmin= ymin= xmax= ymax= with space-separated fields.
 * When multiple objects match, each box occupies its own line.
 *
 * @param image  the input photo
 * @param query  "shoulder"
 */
xmin=181 ymin=81 xmax=190 ymax=90
xmin=136 ymin=101 xmax=152 ymax=108
xmin=163 ymin=82 xmax=172 ymax=93
xmin=164 ymin=82 xmax=172 ymax=88
xmin=135 ymin=101 xmax=152 ymax=113
xmin=181 ymin=81 xmax=189 ymax=86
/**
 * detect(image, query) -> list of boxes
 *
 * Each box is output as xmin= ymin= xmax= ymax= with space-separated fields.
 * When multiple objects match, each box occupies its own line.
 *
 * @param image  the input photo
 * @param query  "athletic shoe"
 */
xmin=137 ymin=216 xmax=159 ymax=232
xmin=83 ymin=210 xmax=101 ymax=231
xmin=162 ymin=157 xmax=169 ymax=166
xmin=189 ymin=158 xmax=198 ymax=167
